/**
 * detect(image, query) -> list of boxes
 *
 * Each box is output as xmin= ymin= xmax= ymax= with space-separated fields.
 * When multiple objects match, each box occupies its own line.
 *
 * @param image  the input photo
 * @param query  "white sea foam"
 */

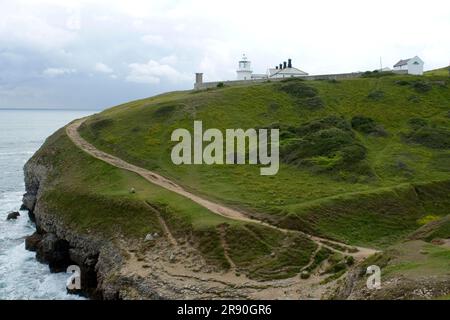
xmin=0 ymin=109 xmax=93 ymax=299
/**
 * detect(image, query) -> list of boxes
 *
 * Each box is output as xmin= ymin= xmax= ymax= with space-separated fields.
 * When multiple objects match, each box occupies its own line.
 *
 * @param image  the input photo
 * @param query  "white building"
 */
xmin=267 ymin=59 xmax=308 ymax=79
xmin=236 ymin=54 xmax=253 ymax=80
xmin=236 ymin=55 xmax=308 ymax=80
xmin=393 ymin=56 xmax=424 ymax=75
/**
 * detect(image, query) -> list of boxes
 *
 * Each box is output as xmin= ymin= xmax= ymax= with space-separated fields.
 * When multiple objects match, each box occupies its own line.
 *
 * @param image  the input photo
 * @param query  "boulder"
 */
xmin=144 ymin=233 xmax=154 ymax=242
xmin=25 ymin=232 xmax=43 ymax=251
xmin=36 ymin=233 xmax=72 ymax=272
xmin=6 ymin=211 xmax=20 ymax=220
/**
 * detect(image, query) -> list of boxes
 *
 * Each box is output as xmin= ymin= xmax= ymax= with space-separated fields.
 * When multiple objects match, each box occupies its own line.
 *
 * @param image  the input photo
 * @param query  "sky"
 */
xmin=0 ymin=0 xmax=449 ymax=110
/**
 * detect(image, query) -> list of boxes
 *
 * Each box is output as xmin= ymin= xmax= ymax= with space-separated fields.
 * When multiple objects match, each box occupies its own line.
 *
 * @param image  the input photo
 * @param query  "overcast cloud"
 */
xmin=0 ymin=0 xmax=449 ymax=109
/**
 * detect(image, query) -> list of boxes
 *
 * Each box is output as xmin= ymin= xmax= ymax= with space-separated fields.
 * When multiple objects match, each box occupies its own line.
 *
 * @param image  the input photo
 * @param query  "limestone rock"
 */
xmin=6 ymin=211 xmax=20 ymax=220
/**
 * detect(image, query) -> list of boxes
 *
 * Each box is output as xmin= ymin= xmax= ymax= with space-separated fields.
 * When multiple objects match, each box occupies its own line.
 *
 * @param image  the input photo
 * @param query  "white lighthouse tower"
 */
xmin=236 ymin=54 xmax=252 ymax=80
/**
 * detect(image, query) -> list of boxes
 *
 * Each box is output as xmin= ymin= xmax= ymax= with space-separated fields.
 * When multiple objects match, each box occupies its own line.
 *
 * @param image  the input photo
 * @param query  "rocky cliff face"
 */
xmin=22 ymin=155 xmax=123 ymax=299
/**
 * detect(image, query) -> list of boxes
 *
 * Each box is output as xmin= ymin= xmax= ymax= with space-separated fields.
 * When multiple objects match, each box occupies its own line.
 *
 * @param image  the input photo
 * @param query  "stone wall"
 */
xmin=194 ymin=70 xmax=409 ymax=90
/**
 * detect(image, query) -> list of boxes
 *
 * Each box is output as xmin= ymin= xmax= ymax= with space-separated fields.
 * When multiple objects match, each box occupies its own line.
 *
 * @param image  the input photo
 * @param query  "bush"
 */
xmin=280 ymin=77 xmax=305 ymax=83
xmin=295 ymin=115 xmax=352 ymax=136
xmin=278 ymin=81 xmax=318 ymax=98
xmin=302 ymin=96 xmax=325 ymax=109
xmin=351 ymin=115 xmax=387 ymax=136
xmin=403 ymin=126 xmax=450 ymax=149
xmin=367 ymin=90 xmax=384 ymax=101
xmin=216 ymin=82 xmax=224 ymax=88
xmin=278 ymin=81 xmax=325 ymax=110
xmin=89 ymin=117 xmax=114 ymax=131
xmin=362 ymin=70 xmax=395 ymax=78
xmin=395 ymin=80 xmax=410 ymax=86
xmin=407 ymin=95 xmax=420 ymax=103
xmin=412 ymin=80 xmax=432 ymax=93
xmin=345 ymin=256 xmax=355 ymax=266
xmin=280 ymin=116 xmax=368 ymax=172
xmin=153 ymin=104 xmax=177 ymax=118
xmin=408 ymin=118 xmax=428 ymax=129
xmin=351 ymin=116 xmax=376 ymax=133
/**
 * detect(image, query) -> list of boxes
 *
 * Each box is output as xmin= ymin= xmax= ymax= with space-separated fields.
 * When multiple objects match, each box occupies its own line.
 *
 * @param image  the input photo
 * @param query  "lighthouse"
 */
xmin=236 ymin=54 xmax=252 ymax=80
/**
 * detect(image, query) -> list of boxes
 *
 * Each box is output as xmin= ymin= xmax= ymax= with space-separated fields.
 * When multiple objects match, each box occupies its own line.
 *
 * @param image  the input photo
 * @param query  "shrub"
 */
xmin=345 ymin=256 xmax=355 ymax=266
xmin=403 ymin=126 xmax=450 ymax=149
xmin=395 ymin=80 xmax=410 ymax=86
xmin=295 ymin=115 xmax=352 ymax=136
xmin=367 ymin=90 xmax=384 ymax=101
xmin=408 ymin=118 xmax=428 ymax=129
xmin=278 ymin=81 xmax=318 ymax=98
xmin=89 ymin=117 xmax=114 ymax=131
xmin=362 ymin=70 xmax=395 ymax=78
xmin=412 ymin=80 xmax=432 ymax=93
xmin=351 ymin=115 xmax=387 ymax=136
xmin=153 ymin=104 xmax=176 ymax=118
xmin=351 ymin=116 xmax=376 ymax=133
xmin=216 ymin=82 xmax=224 ymax=88
xmin=407 ymin=95 xmax=420 ymax=103
xmin=280 ymin=77 xmax=305 ymax=83
xmin=302 ymin=96 xmax=325 ymax=109
xmin=280 ymin=116 xmax=368 ymax=172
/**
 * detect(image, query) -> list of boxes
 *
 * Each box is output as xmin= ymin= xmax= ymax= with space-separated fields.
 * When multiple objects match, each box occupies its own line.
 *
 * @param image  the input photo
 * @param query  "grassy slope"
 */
xmin=79 ymin=74 xmax=450 ymax=249
xmin=425 ymin=66 xmax=450 ymax=77
xmin=355 ymin=215 xmax=450 ymax=299
xmin=33 ymin=128 xmax=317 ymax=279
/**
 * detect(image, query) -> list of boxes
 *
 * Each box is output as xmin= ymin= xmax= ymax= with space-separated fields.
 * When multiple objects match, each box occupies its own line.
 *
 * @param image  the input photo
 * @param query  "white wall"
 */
xmin=236 ymin=70 xmax=252 ymax=80
xmin=407 ymin=57 xmax=424 ymax=75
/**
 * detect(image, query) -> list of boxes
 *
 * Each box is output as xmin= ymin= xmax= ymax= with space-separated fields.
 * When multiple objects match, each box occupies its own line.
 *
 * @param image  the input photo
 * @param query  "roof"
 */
xmin=270 ymin=67 xmax=308 ymax=77
xmin=393 ymin=58 xmax=411 ymax=67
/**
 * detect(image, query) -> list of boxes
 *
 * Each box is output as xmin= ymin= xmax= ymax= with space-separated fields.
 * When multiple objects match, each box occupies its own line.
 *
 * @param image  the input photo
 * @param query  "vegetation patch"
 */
xmin=280 ymin=116 xmax=370 ymax=175
xmin=224 ymin=224 xmax=317 ymax=280
xmin=409 ymin=215 xmax=450 ymax=242
xmin=351 ymin=115 xmax=387 ymax=136
xmin=403 ymin=125 xmax=450 ymax=149
xmin=77 ymin=72 xmax=450 ymax=251
xmin=367 ymin=90 xmax=384 ymax=101
xmin=412 ymin=80 xmax=432 ymax=93
xmin=153 ymin=104 xmax=178 ymax=118
xmin=278 ymin=80 xmax=324 ymax=109
xmin=362 ymin=70 xmax=395 ymax=78
xmin=304 ymin=247 xmax=332 ymax=272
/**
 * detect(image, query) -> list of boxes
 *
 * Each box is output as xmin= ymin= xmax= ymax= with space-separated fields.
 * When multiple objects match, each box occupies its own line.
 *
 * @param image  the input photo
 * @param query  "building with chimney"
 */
xmin=393 ymin=56 xmax=424 ymax=75
xmin=266 ymin=59 xmax=308 ymax=78
xmin=236 ymin=55 xmax=308 ymax=80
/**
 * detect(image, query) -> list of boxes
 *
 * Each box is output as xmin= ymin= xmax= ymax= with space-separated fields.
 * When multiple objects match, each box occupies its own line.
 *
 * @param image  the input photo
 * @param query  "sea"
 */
xmin=0 ymin=109 xmax=96 ymax=300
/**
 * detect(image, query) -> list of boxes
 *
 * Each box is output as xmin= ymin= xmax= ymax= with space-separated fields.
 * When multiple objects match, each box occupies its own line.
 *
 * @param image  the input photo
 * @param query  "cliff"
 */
xmin=21 ymin=131 xmax=126 ymax=299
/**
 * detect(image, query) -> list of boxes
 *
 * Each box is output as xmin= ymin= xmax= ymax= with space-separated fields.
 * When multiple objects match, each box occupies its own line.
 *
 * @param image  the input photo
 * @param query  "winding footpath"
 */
xmin=66 ymin=118 xmax=379 ymax=261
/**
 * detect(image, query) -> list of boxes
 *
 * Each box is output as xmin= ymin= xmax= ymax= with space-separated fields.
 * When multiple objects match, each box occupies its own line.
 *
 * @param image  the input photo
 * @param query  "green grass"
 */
xmin=31 ymin=128 xmax=316 ymax=279
xmin=382 ymin=241 xmax=450 ymax=277
xmin=425 ymin=66 xmax=450 ymax=77
xmin=77 ymin=74 xmax=450 ymax=248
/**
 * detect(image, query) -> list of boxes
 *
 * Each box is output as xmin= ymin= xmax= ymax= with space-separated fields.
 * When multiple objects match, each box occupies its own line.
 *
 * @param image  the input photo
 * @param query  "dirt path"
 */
xmin=144 ymin=201 xmax=178 ymax=246
xmin=66 ymin=118 xmax=379 ymax=260
xmin=218 ymin=225 xmax=236 ymax=270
